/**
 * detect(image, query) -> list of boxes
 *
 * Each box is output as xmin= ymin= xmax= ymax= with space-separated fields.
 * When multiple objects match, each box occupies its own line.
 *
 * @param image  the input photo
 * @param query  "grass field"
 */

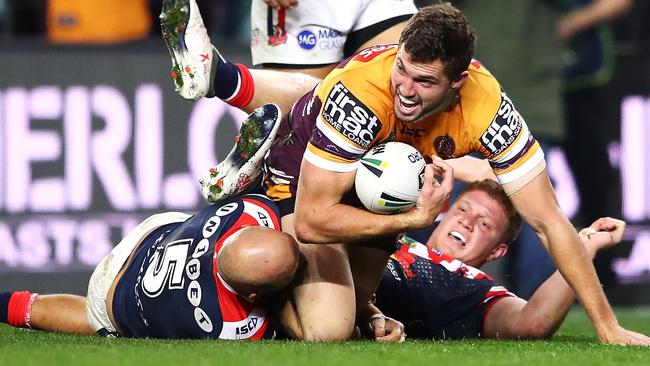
xmin=1 ymin=307 xmax=650 ymax=366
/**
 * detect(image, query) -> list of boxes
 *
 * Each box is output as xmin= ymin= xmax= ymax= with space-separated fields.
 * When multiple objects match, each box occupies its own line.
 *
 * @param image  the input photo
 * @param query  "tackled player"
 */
xmin=163 ymin=0 xmax=650 ymax=345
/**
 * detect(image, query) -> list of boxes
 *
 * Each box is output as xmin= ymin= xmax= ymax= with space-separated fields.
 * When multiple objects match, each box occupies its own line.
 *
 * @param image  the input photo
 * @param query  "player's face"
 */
xmin=390 ymin=48 xmax=456 ymax=123
xmin=428 ymin=190 xmax=508 ymax=268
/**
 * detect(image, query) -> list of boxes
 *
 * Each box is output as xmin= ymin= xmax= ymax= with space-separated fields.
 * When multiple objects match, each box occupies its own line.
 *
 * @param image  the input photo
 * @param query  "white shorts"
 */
xmin=250 ymin=0 xmax=417 ymax=66
xmin=85 ymin=212 xmax=190 ymax=335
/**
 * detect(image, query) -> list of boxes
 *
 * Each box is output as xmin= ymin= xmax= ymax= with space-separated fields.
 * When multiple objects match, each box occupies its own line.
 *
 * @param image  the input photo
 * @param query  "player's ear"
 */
xmin=450 ymin=71 xmax=469 ymax=90
xmin=245 ymin=292 xmax=259 ymax=302
xmin=486 ymin=243 xmax=508 ymax=262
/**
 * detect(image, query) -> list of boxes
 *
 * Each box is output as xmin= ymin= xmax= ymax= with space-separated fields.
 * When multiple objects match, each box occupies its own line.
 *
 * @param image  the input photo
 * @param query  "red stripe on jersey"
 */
xmin=352 ymin=44 xmax=399 ymax=63
xmin=214 ymin=275 xmax=271 ymax=339
xmin=251 ymin=316 xmax=270 ymax=340
xmin=215 ymin=275 xmax=257 ymax=322
xmin=209 ymin=197 xmax=281 ymax=337
xmin=484 ymin=288 xmax=510 ymax=301
xmin=481 ymin=294 xmax=514 ymax=338
xmin=392 ymin=246 xmax=417 ymax=279
xmin=242 ymin=196 xmax=281 ymax=229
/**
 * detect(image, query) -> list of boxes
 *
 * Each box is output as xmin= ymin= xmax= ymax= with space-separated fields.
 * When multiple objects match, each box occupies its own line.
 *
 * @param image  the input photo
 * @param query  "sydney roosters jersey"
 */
xmin=112 ymin=194 xmax=281 ymax=340
xmin=375 ymin=237 xmax=515 ymax=339
xmin=267 ymin=45 xmax=544 ymax=195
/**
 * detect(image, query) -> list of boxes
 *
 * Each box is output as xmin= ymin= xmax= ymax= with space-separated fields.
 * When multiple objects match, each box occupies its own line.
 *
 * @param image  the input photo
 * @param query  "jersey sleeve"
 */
xmin=465 ymin=70 xmax=546 ymax=195
xmin=303 ymin=51 xmax=395 ymax=172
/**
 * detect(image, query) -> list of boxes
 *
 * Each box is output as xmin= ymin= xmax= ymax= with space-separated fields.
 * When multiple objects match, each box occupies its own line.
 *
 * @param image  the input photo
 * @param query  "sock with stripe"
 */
xmin=210 ymin=53 xmax=254 ymax=109
xmin=0 ymin=291 xmax=37 ymax=328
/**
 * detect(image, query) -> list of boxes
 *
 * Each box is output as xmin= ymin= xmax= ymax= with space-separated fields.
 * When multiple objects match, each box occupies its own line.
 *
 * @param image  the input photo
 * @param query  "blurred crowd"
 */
xmin=0 ymin=0 xmax=443 ymax=44
xmin=0 ymin=0 xmax=251 ymax=44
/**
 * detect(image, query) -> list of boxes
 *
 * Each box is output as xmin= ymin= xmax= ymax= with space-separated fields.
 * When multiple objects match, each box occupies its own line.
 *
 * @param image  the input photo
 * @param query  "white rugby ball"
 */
xmin=355 ymin=142 xmax=426 ymax=214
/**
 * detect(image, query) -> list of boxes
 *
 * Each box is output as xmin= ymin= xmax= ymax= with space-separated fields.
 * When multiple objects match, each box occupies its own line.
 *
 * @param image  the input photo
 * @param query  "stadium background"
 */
xmin=0 ymin=1 xmax=648 ymax=305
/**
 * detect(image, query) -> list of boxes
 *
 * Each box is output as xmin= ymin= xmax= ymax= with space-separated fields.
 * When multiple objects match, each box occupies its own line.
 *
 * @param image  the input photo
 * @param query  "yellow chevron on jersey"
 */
xmin=306 ymin=45 xmax=545 ymax=193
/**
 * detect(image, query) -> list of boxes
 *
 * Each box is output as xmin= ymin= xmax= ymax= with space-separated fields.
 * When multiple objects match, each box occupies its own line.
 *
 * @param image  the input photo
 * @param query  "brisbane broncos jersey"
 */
xmin=265 ymin=45 xmax=544 ymax=198
xmin=375 ymin=236 xmax=515 ymax=339
xmin=112 ymin=194 xmax=280 ymax=340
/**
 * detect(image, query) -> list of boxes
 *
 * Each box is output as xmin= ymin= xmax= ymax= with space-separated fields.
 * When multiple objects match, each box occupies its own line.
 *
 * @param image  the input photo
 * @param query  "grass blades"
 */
xmin=1 ymin=307 xmax=649 ymax=366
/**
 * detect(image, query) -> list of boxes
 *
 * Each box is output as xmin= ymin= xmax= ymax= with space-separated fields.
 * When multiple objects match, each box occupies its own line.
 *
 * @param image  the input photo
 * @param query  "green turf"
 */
xmin=1 ymin=307 xmax=649 ymax=366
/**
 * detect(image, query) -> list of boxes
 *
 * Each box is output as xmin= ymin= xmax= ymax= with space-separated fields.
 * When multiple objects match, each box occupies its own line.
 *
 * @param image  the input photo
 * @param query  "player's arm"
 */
xmin=484 ymin=217 xmax=628 ymax=339
xmin=556 ymin=0 xmax=632 ymax=41
xmin=445 ymin=155 xmax=496 ymax=183
xmin=294 ymin=156 xmax=453 ymax=244
xmin=509 ymin=171 xmax=650 ymax=345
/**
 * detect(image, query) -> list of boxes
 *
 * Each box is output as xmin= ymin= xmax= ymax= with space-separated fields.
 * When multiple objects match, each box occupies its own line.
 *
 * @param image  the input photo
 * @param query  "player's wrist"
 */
xmin=589 ymin=305 xmax=621 ymax=341
xmin=398 ymin=209 xmax=428 ymax=231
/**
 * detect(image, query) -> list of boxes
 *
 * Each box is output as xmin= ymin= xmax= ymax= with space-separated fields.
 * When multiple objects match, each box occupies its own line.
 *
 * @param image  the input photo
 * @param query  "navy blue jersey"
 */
xmin=112 ymin=194 xmax=281 ymax=339
xmin=375 ymin=237 xmax=515 ymax=339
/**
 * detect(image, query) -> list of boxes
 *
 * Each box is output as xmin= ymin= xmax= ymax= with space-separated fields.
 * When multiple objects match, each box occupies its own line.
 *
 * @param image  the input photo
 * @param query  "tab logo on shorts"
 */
xmin=322 ymin=82 xmax=382 ymax=148
xmin=480 ymin=93 xmax=522 ymax=156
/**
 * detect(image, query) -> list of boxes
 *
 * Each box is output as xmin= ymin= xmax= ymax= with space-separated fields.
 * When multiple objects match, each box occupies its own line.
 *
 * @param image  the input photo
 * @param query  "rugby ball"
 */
xmin=355 ymin=142 xmax=426 ymax=214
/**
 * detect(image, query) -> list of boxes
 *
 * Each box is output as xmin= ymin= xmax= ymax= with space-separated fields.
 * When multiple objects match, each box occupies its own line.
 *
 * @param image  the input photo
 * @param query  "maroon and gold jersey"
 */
xmin=265 ymin=45 xmax=544 ymax=201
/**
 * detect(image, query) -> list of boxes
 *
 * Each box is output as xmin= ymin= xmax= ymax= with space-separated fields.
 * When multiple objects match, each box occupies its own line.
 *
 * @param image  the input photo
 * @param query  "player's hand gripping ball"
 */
xmin=355 ymin=142 xmax=425 ymax=214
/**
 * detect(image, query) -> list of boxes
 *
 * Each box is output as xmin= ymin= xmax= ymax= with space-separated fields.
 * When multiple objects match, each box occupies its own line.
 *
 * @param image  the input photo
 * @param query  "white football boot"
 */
xmin=200 ymin=104 xmax=282 ymax=203
xmin=160 ymin=0 xmax=220 ymax=100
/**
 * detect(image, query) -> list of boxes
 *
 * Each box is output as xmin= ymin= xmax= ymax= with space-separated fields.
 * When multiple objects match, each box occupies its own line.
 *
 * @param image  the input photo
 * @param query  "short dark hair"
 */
xmin=399 ymin=2 xmax=476 ymax=81
xmin=461 ymin=179 xmax=522 ymax=245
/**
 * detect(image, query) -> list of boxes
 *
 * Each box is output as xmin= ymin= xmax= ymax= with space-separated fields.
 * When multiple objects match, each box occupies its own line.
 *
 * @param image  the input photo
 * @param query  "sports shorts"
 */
xmin=250 ymin=0 xmax=417 ymax=67
xmin=85 ymin=212 xmax=189 ymax=336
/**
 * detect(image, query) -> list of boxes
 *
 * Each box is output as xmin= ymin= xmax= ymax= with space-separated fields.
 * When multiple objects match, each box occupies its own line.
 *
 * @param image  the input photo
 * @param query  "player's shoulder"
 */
xmin=319 ymin=44 xmax=396 ymax=106
xmin=465 ymin=60 xmax=502 ymax=95
xmin=457 ymin=60 xmax=512 ymax=137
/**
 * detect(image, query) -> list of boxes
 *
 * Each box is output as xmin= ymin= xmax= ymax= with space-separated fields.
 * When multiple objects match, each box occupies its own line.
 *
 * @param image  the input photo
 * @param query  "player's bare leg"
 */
xmin=244 ymin=69 xmax=321 ymax=114
xmin=347 ymin=244 xmax=392 ymax=318
xmin=30 ymin=294 xmax=94 ymax=334
xmin=262 ymin=64 xmax=335 ymax=80
xmin=275 ymin=214 xmax=357 ymax=341
xmin=0 ymin=291 xmax=93 ymax=335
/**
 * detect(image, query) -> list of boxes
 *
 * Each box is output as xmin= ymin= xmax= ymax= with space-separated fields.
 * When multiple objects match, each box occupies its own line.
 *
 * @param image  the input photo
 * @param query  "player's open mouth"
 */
xmin=397 ymin=94 xmax=418 ymax=114
xmin=449 ymin=231 xmax=466 ymax=247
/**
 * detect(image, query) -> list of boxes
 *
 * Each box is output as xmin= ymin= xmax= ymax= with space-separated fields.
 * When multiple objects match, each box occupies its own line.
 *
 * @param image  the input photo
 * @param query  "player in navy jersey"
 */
xmin=0 ymin=194 xmax=300 ymax=340
xmin=375 ymin=179 xmax=637 ymax=340
xmin=0 ymin=191 xmax=404 ymax=342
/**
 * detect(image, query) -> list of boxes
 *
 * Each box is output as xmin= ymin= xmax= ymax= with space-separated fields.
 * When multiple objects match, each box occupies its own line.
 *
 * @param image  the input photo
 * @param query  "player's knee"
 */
xmin=508 ymin=315 xmax=553 ymax=340
xmin=299 ymin=315 xmax=356 ymax=342
xmin=301 ymin=323 xmax=355 ymax=342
